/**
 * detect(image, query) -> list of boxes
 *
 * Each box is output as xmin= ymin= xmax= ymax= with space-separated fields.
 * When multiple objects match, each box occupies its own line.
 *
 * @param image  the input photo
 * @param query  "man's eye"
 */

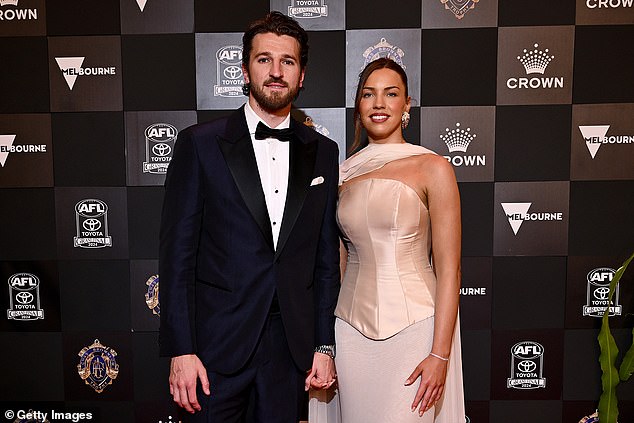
xmin=362 ymin=92 xmax=372 ymax=98
xmin=258 ymin=57 xmax=270 ymax=63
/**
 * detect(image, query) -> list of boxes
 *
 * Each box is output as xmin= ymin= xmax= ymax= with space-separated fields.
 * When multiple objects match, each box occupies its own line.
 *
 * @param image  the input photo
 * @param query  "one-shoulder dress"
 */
xmin=309 ymin=143 xmax=465 ymax=423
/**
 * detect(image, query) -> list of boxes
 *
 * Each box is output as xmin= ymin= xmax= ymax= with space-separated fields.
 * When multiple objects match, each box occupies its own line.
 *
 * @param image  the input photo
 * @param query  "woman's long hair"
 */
xmin=350 ymin=58 xmax=409 ymax=154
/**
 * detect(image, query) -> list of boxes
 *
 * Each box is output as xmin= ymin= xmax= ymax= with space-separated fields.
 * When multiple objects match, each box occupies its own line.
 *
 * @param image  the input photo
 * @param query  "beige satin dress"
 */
xmin=309 ymin=143 xmax=465 ymax=423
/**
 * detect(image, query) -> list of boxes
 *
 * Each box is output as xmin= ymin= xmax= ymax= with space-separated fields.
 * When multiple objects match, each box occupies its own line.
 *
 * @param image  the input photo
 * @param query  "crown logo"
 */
xmin=440 ymin=123 xmax=476 ymax=153
xmin=0 ymin=0 xmax=19 ymax=5
xmin=517 ymin=43 xmax=554 ymax=75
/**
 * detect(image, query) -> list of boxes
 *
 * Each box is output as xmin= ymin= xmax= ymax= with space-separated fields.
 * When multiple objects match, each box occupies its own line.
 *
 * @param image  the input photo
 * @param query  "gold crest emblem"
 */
xmin=440 ymin=0 xmax=479 ymax=20
xmin=145 ymin=274 xmax=160 ymax=316
xmin=77 ymin=339 xmax=119 ymax=393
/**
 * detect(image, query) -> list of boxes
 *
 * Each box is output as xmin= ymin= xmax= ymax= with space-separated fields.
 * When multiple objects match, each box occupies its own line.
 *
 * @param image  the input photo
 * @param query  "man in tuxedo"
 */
xmin=159 ymin=11 xmax=340 ymax=422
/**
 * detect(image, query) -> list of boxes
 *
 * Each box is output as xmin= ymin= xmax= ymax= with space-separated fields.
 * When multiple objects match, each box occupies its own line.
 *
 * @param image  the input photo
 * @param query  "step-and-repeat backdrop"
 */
xmin=1 ymin=1 xmax=634 ymax=422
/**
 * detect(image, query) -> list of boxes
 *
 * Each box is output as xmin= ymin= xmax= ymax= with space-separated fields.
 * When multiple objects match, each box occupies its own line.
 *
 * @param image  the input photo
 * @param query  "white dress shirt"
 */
xmin=244 ymin=102 xmax=290 ymax=250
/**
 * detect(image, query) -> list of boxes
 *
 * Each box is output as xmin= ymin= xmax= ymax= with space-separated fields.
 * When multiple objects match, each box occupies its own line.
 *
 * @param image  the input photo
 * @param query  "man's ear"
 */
xmin=299 ymin=67 xmax=306 ymax=88
xmin=242 ymin=63 xmax=250 ymax=84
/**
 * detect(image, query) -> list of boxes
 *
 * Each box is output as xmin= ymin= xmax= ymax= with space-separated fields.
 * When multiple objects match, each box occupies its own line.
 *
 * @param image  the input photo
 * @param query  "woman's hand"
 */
xmin=404 ymin=354 xmax=448 ymax=416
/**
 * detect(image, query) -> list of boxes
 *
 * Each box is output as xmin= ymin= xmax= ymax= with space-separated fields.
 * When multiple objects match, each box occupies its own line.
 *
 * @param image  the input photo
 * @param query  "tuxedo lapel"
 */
xmin=217 ymin=108 xmax=274 ymax=251
xmin=275 ymin=120 xmax=317 ymax=258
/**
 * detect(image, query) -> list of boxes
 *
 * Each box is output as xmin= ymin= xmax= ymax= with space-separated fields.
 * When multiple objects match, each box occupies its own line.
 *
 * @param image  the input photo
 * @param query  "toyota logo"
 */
xmin=83 ymin=219 xmax=102 ymax=231
xmin=224 ymin=66 xmax=242 ymax=80
xmin=152 ymin=143 xmax=171 ymax=157
xmin=16 ymin=291 xmax=34 ymax=304
xmin=594 ymin=286 xmax=610 ymax=300
xmin=517 ymin=360 xmax=536 ymax=373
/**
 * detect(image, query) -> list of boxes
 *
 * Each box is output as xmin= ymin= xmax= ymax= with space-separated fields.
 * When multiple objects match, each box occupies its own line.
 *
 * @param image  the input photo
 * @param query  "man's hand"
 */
xmin=304 ymin=352 xmax=336 ymax=391
xmin=169 ymin=354 xmax=210 ymax=414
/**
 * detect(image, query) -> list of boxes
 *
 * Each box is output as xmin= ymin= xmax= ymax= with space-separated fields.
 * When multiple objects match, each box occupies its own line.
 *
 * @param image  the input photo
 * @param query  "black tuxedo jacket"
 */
xmin=158 ymin=106 xmax=340 ymax=374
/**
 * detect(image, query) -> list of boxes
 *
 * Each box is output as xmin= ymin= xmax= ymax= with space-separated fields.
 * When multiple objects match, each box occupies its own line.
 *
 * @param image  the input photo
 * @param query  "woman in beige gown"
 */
xmin=310 ymin=58 xmax=465 ymax=423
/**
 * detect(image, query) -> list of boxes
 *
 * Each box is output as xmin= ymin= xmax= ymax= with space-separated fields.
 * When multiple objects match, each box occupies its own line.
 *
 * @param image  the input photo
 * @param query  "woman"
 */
xmin=310 ymin=58 xmax=465 ymax=422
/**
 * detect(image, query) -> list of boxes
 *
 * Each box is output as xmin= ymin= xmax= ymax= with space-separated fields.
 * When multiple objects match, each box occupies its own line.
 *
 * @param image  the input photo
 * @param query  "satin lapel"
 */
xmin=275 ymin=126 xmax=317 ymax=258
xmin=217 ymin=113 xmax=274 ymax=251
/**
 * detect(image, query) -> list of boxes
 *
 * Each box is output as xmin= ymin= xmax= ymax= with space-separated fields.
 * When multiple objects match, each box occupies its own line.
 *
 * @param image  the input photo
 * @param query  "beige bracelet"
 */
xmin=429 ymin=352 xmax=449 ymax=361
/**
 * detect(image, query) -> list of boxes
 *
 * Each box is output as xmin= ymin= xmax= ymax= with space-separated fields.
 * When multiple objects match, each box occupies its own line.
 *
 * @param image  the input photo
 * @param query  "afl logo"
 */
xmin=75 ymin=199 xmax=107 ymax=217
xmin=214 ymin=45 xmax=244 ymax=97
xmin=216 ymin=46 xmax=242 ymax=65
xmin=7 ymin=272 xmax=44 ymax=320
xmin=512 ymin=341 xmax=543 ymax=359
xmin=145 ymin=123 xmax=177 ymax=143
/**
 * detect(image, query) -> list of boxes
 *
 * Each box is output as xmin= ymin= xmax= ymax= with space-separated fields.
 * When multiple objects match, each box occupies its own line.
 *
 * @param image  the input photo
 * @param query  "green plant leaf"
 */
xmin=616 ymin=253 xmax=634 ymax=382
xmin=597 ymin=252 xmax=634 ymax=423
xmin=598 ymin=309 xmax=620 ymax=423
xmin=620 ymin=327 xmax=634 ymax=382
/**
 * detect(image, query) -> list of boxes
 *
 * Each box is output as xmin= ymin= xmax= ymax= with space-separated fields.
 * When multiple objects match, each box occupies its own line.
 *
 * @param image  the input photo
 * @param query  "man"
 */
xmin=159 ymin=11 xmax=340 ymax=423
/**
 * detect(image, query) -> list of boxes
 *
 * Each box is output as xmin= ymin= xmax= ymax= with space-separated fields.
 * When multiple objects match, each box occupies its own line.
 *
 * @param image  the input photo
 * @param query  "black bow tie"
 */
xmin=254 ymin=121 xmax=294 ymax=142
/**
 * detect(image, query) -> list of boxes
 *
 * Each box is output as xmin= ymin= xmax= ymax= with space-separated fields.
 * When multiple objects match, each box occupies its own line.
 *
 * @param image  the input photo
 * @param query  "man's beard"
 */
xmin=249 ymin=77 xmax=300 ymax=112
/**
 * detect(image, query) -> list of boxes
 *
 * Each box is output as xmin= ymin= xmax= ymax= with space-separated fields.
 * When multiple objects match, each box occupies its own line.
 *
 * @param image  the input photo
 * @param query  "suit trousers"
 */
xmin=189 ymin=313 xmax=305 ymax=423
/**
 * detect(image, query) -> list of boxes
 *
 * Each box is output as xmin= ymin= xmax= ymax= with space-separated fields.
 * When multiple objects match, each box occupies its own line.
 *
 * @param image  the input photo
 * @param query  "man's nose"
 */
xmin=269 ymin=60 xmax=283 ymax=78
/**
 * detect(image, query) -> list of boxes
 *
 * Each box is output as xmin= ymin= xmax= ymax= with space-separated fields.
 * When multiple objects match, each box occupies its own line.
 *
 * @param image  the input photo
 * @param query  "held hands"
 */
xmin=305 ymin=352 xmax=337 ymax=391
xmin=169 ymin=354 xmax=210 ymax=414
xmin=404 ymin=353 xmax=448 ymax=416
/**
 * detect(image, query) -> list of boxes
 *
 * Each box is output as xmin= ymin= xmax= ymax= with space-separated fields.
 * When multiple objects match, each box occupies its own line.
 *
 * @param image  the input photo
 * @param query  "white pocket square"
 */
xmin=310 ymin=176 xmax=325 ymax=186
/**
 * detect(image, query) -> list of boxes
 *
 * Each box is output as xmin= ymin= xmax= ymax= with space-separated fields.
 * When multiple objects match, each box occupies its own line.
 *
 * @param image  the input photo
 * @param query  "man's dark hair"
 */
xmin=242 ymin=11 xmax=309 ymax=71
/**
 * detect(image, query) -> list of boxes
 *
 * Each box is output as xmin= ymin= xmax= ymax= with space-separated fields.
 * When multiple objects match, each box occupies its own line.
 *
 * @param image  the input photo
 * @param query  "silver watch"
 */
xmin=314 ymin=344 xmax=336 ymax=359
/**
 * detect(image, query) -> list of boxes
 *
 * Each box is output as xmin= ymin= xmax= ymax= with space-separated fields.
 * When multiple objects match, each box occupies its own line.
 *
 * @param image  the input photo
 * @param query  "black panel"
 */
xmin=46 ymin=0 xmax=121 ymax=36
xmin=52 ymin=112 xmax=126 ymax=187
xmin=0 ymin=188 xmax=57 ymax=260
xmin=495 ymin=105 xmax=572 ymax=181
xmin=346 ymin=0 xmax=421 ymax=29
xmin=294 ymin=31 xmax=346 ymax=108
xmin=127 ymin=187 xmax=163 ymax=259
xmin=0 ymin=332 xmax=64 ymax=400
xmin=492 ymin=257 xmax=567 ymax=330
xmin=194 ymin=0 xmax=270 ymax=32
xmin=421 ymin=28 xmax=497 ymax=106
xmin=59 ymin=260 xmax=130 ymax=331
xmin=569 ymin=181 xmax=634 ymax=256
xmin=121 ymin=34 xmax=196 ymax=111
xmin=498 ymin=0 xmax=575 ymax=26
xmin=573 ymin=25 xmax=634 ymax=104
xmin=132 ymin=332 xmax=171 ymax=401
xmin=0 ymin=37 xmax=50 ymax=113
xmin=459 ymin=182 xmax=494 ymax=257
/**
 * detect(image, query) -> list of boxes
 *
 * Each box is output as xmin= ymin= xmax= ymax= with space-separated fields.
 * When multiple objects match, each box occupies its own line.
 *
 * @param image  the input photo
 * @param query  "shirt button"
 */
xmin=272 ymin=221 xmax=277 ymax=225
xmin=275 ymin=189 xmax=279 ymax=193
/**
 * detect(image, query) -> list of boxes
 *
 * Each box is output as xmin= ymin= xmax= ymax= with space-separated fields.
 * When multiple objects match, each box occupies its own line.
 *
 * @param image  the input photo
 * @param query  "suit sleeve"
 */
xmin=313 ymin=142 xmax=341 ymax=346
xmin=158 ymin=128 xmax=203 ymax=357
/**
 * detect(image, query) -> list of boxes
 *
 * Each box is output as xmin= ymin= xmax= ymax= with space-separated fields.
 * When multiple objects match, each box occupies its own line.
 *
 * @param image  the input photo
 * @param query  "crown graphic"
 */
xmin=0 ymin=0 xmax=19 ymax=5
xmin=517 ymin=43 xmax=554 ymax=75
xmin=440 ymin=123 xmax=476 ymax=153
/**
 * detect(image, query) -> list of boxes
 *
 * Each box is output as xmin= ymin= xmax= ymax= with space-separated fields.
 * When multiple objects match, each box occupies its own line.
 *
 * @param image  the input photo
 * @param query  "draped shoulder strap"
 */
xmin=339 ymin=143 xmax=437 ymax=185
